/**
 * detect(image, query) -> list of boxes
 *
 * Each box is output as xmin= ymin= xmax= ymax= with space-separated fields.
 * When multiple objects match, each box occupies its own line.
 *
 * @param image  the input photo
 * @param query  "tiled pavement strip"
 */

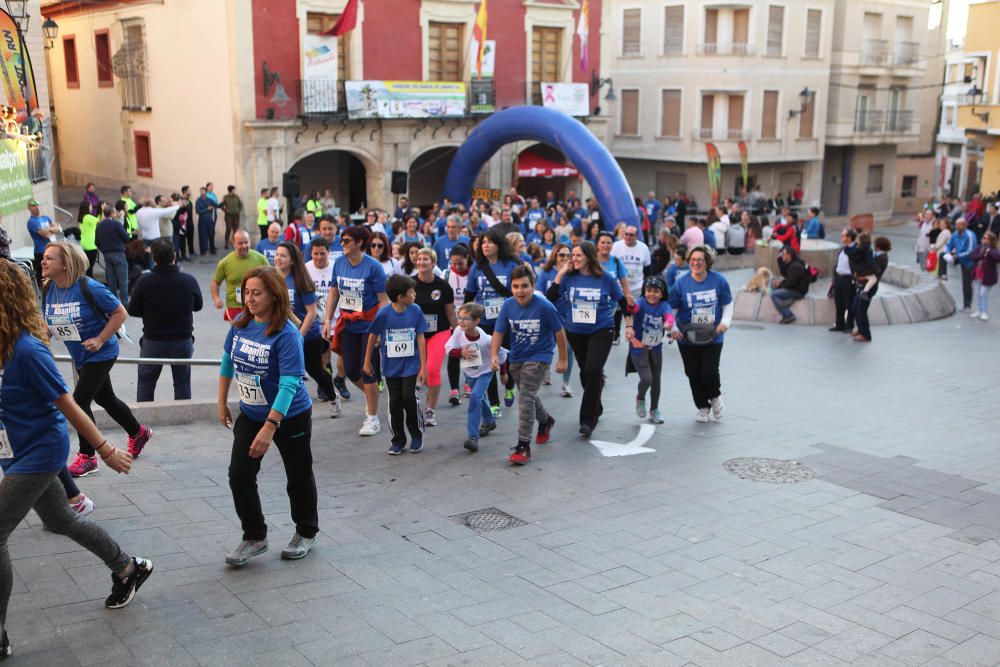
xmin=8 ymin=222 xmax=1000 ymax=666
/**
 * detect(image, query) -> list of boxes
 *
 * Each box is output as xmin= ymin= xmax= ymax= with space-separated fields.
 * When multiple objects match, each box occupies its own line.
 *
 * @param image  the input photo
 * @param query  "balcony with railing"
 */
xmin=885 ymin=109 xmax=914 ymax=134
xmin=854 ymin=109 xmax=885 ymax=134
xmin=860 ymin=39 xmax=890 ymax=67
xmin=294 ymin=78 xmax=497 ymax=118
xmin=692 ymin=127 xmax=752 ymax=141
xmin=696 ymin=43 xmax=755 ymax=56
xmin=851 ymin=109 xmax=915 ymax=137
xmin=893 ymin=41 xmax=921 ymax=69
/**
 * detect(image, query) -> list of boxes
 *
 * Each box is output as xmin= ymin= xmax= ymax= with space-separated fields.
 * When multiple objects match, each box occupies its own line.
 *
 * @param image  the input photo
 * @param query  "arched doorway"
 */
xmin=515 ymin=143 xmax=578 ymax=204
xmin=408 ymin=146 xmax=458 ymax=209
xmin=290 ymin=150 xmax=368 ymax=215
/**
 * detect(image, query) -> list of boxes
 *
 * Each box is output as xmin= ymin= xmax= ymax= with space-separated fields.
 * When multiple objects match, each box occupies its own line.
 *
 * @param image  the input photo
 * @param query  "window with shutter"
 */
xmin=701 ymin=94 xmax=714 ymax=137
xmin=134 ymin=131 xmax=152 ymax=178
xmin=804 ymin=9 xmax=821 ymax=58
xmin=766 ymin=6 xmax=784 ymax=57
xmin=620 ymin=90 xmax=639 ymax=135
xmin=63 ymin=36 xmax=79 ymax=88
xmin=761 ymin=90 xmax=778 ymax=138
xmin=660 ymin=90 xmax=681 ymax=137
xmin=95 ymin=31 xmax=113 ymax=87
xmin=622 ymin=9 xmax=641 ymax=56
xmin=867 ymin=165 xmax=884 ymax=194
xmin=531 ymin=27 xmax=562 ymax=105
xmin=663 ymin=6 xmax=684 ymax=55
xmin=732 ymin=9 xmax=749 ymax=49
xmin=429 ymin=22 xmax=464 ymax=81
xmin=798 ymin=94 xmax=815 ymax=138
xmin=704 ymin=9 xmax=718 ymax=52
xmin=727 ymin=95 xmax=744 ymax=137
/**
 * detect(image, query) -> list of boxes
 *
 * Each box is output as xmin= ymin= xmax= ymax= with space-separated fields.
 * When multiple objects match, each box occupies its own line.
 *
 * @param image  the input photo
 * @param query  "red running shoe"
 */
xmin=68 ymin=453 xmax=98 ymax=477
xmin=509 ymin=444 xmax=531 ymax=465
xmin=536 ymin=416 xmax=555 ymax=444
xmin=127 ymin=425 xmax=153 ymax=458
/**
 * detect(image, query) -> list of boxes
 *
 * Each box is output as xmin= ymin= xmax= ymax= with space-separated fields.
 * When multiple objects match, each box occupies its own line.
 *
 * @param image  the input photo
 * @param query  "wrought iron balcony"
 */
xmin=692 ymin=127 xmax=752 ymax=141
xmin=860 ymin=39 xmax=889 ymax=66
xmin=854 ymin=109 xmax=884 ymax=134
xmin=893 ymin=41 xmax=920 ymax=67
xmin=886 ymin=109 xmax=914 ymax=134
xmin=696 ymin=42 xmax=755 ymax=56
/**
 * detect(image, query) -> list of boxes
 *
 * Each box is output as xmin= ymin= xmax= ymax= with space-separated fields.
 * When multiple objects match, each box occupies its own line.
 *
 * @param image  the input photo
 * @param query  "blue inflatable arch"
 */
xmin=442 ymin=106 xmax=638 ymax=231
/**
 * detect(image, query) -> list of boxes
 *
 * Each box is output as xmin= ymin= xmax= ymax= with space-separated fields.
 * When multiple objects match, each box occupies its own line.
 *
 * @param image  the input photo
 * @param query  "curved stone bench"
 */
xmin=731 ymin=262 xmax=956 ymax=326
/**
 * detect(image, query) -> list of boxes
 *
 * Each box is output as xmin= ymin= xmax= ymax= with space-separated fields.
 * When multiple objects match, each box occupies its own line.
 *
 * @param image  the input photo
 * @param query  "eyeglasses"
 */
xmin=624 ymin=232 xmax=637 ymax=237
xmin=370 ymin=243 xmax=384 ymax=249
xmin=557 ymin=253 xmax=570 ymax=258
xmin=689 ymin=258 xmax=706 ymax=264
xmin=457 ymin=315 xmax=475 ymax=322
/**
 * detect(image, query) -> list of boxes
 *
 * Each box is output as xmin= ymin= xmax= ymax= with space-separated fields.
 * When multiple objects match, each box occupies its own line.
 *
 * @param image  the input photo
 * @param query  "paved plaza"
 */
xmin=8 ymin=222 xmax=1000 ymax=666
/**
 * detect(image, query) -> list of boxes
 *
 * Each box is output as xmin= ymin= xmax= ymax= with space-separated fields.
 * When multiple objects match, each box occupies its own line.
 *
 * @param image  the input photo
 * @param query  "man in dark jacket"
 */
xmin=128 ymin=239 xmax=203 ymax=401
xmin=196 ymin=187 xmax=219 ymax=256
xmin=95 ymin=203 xmax=131 ymax=305
xmin=771 ymin=244 xmax=810 ymax=324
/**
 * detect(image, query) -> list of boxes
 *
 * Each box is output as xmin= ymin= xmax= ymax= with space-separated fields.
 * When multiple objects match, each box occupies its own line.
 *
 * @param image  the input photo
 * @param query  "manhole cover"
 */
xmin=450 ymin=507 xmax=528 ymax=533
xmin=723 ymin=458 xmax=815 ymax=484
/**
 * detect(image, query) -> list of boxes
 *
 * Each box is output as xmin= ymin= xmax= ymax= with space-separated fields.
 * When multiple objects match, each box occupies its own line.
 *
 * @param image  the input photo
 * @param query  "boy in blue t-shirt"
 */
xmin=364 ymin=275 xmax=428 ymax=455
xmin=626 ymin=277 xmax=674 ymax=424
xmin=491 ymin=266 xmax=568 ymax=465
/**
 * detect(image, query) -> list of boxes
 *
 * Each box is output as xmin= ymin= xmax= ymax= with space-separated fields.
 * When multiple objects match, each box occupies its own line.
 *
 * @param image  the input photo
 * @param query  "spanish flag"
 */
xmin=473 ymin=0 xmax=488 ymax=79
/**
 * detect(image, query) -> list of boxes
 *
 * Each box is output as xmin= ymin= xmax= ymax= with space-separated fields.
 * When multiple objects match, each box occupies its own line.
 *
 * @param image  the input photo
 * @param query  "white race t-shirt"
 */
xmin=306 ymin=260 xmax=334 ymax=320
xmin=611 ymin=240 xmax=651 ymax=292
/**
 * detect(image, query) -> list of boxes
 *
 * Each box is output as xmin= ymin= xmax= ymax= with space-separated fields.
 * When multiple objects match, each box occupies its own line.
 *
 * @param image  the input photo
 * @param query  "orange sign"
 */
xmin=0 ymin=10 xmax=38 ymax=122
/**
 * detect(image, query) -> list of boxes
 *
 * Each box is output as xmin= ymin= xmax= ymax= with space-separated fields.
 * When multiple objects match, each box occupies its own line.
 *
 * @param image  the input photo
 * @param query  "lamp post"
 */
xmin=787 ymin=87 xmax=816 ymax=119
xmin=4 ymin=0 xmax=28 ymax=31
xmin=42 ymin=17 xmax=58 ymax=49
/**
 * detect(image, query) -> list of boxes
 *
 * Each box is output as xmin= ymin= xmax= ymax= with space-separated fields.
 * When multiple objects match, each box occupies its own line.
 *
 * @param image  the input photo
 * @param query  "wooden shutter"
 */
xmin=661 ymin=89 xmax=680 ymax=137
xmin=733 ymin=9 xmax=749 ymax=47
xmin=701 ymin=94 xmax=714 ymax=134
xmin=531 ymin=27 xmax=562 ymax=104
xmin=761 ymin=90 xmax=778 ymax=138
xmin=623 ymin=9 xmax=641 ymax=55
xmin=63 ymin=36 xmax=79 ymax=88
xmin=620 ymin=89 xmax=639 ymax=135
xmin=805 ymin=9 xmax=821 ymax=58
xmin=728 ymin=94 xmax=744 ymax=132
xmin=429 ymin=22 xmax=463 ymax=81
xmin=767 ymin=6 xmax=784 ymax=56
xmin=799 ymin=94 xmax=815 ymax=138
xmin=704 ymin=9 xmax=718 ymax=48
xmin=663 ymin=6 xmax=684 ymax=55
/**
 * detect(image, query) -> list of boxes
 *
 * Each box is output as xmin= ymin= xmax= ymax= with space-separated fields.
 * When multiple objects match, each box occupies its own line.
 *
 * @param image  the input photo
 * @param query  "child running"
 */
xmin=446 ymin=303 xmax=508 ymax=452
xmin=491 ymin=266 xmax=568 ymax=465
xmin=626 ymin=276 xmax=675 ymax=424
xmin=363 ymin=275 xmax=428 ymax=455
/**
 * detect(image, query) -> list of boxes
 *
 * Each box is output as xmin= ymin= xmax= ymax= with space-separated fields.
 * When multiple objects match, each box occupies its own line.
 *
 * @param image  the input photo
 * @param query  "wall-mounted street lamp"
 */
xmin=42 ymin=17 xmax=58 ymax=49
xmin=4 ymin=0 xmax=28 ymax=32
xmin=965 ymin=86 xmax=990 ymax=124
xmin=787 ymin=87 xmax=816 ymax=119
xmin=590 ymin=71 xmax=616 ymax=101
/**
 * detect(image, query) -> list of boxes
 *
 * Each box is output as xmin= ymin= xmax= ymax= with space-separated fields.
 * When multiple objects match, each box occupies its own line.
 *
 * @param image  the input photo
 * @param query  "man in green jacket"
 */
xmin=221 ymin=185 xmax=244 ymax=250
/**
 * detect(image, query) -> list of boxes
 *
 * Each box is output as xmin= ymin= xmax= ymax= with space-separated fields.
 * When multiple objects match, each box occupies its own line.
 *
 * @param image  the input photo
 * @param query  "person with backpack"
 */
xmin=770 ymin=244 xmax=812 ymax=324
xmin=40 ymin=242 xmax=153 ymax=478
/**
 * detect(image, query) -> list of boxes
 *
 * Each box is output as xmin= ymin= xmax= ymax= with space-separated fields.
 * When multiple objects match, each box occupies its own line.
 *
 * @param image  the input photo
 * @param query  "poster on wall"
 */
xmin=302 ymin=33 xmax=338 ymax=113
xmin=469 ymin=39 xmax=496 ymax=79
xmin=345 ymin=81 xmax=467 ymax=119
xmin=539 ymin=82 xmax=589 ymax=116
xmin=0 ymin=9 xmax=38 ymax=123
xmin=0 ymin=138 xmax=32 ymax=214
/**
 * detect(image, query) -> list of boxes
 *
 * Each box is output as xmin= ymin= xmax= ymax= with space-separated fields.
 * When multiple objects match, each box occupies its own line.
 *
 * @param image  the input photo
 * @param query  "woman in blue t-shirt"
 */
xmin=41 ymin=242 xmax=152 ymax=478
xmin=1 ymin=262 xmax=153 ymax=657
xmin=218 ymin=265 xmax=318 ymax=567
xmin=546 ymin=241 xmax=632 ymax=436
xmin=275 ymin=241 xmax=338 ymax=418
xmin=667 ymin=246 xmax=733 ymax=423
xmin=536 ymin=243 xmax=576 ymax=397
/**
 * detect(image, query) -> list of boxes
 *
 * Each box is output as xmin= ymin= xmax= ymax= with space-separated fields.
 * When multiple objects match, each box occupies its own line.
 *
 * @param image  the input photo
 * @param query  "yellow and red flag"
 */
xmin=473 ymin=1 xmax=488 ymax=79
xmin=705 ymin=143 xmax=722 ymax=207
xmin=737 ymin=141 xmax=749 ymax=191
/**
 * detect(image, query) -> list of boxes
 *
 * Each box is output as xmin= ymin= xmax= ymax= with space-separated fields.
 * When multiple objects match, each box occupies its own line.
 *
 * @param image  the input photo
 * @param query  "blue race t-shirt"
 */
xmin=28 ymin=215 xmax=55 ymax=254
xmin=551 ymin=272 xmax=624 ymax=334
xmin=0 ymin=332 xmax=70 ymax=474
xmin=285 ymin=274 xmax=321 ymax=341
xmin=368 ymin=303 xmax=428 ymax=378
xmin=432 ymin=236 xmax=469 ymax=270
xmin=494 ymin=295 xmax=563 ymax=363
xmin=465 ymin=259 xmax=518 ymax=327
xmin=667 ymin=271 xmax=733 ymax=345
xmin=332 ymin=254 xmax=388 ymax=333
xmin=256 ymin=238 xmax=280 ymax=265
xmin=224 ymin=318 xmax=312 ymax=421
xmin=43 ymin=277 xmax=121 ymax=367
xmin=630 ymin=297 xmax=673 ymax=354
xmin=601 ymin=256 xmax=628 ymax=282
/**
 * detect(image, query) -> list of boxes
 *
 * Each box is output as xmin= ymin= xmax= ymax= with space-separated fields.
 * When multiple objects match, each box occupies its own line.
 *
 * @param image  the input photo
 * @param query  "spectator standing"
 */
xmin=943 ymin=217 xmax=979 ymax=310
xmin=27 ymin=198 xmax=60 ymax=285
xmin=95 ymin=204 xmax=130 ymax=305
xmin=117 ymin=186 xmax=139 ymax=237
xmin=255 ymin=188 xmax=269 ymax=240
xmin=266 ymin=187 xmax=282 ymax=226
xmin=211 ymin=230 xmax=270 ymax=321
xmin=803 ymin=207 xmax=825 ymax=239
xmin=136 ymin=196 xmax=182 ymax=245
xmin=969 ymin=231 xmax=1000 ymax=321
xmin=128 ymin=240 xmax=203 ymax=401
xmin=196 ymin=187 xmax=219 ymax=256
xmin=170 ymin=192 xmax=192 ymax=261
xmin=829 ymin=228 xmax=858 ymax=333
xmin=221 ymin=185 xmax=244 ymax=251
xmin=83 ymin=182 xmax=100 ymax=216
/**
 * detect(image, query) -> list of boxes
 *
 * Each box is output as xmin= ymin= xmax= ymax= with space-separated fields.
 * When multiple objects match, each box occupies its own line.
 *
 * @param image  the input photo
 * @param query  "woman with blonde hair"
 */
xmin=1 ymin=261 xmax=153 ymax=661
xmin=218 ymin=265 xmax=318 ymax=566
xmin=41 ymin=242 xmax=152 ymax=477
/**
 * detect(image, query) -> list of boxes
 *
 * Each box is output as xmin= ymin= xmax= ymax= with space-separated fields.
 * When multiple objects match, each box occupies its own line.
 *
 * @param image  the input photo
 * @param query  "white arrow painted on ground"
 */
xmin=590 ymin=424 xmax=657 ymax=457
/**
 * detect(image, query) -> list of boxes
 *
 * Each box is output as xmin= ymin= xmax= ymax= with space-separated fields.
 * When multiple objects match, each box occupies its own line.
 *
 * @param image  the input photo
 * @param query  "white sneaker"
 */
xmin=710 ymin=396 xmax=725 ymax=420
xmin=358 ymin=415 xmax=381 ymax=436
xmin=696 ymin=408 xmax=710 ymax=423
xmin=424 ymin=408 xmax=437 ymax=427
xmin=70 ymin=494 xmax=95 ymax=517
xmin=982 ymin=313 xmax=990 ymax=321
xmin=329 ymin=396 xmax=341 ymax=419
xmin=561 ymin=382 xmax=573 ymax=398
xmin=970 ymin=311 xmax=981 ymax=318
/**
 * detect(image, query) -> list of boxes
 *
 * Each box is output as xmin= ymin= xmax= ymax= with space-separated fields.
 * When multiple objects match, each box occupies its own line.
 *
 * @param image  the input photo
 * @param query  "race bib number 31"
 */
xmin=484 ymin=298 xmax=503 ymax=320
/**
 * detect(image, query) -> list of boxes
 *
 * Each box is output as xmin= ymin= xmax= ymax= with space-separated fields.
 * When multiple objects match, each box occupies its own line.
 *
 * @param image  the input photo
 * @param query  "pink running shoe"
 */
xmin=68 ymin=453 xmax=98 ymax=477
xmin=71 ymin=494 xmax=95 ymax=517
xmin=127 ymin=425 xmax=153 ymax=458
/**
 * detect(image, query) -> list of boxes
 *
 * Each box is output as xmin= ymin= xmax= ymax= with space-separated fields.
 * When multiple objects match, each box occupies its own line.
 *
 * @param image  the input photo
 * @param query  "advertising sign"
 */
xmin=539 ymin=82 xmax=589 ymax=117
xmin=345 ymin=81 xmax=467 ymax=119
xmin=0 ymin=9 xmax=38 ymax=123
xmin=302 ymin=33 xmax=338 ymax=113
xmin=0 ymin=138 xmax=32 ymax=215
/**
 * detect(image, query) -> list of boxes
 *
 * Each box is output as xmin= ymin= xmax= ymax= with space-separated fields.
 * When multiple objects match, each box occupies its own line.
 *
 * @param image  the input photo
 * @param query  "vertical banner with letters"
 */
xmin=705 ymin=143 xmax=722 ymax=207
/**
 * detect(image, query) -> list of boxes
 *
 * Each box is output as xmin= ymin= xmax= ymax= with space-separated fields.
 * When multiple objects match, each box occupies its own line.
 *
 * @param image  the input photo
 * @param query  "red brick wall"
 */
xmin=362 ymin=0 xmax=422 ymax=80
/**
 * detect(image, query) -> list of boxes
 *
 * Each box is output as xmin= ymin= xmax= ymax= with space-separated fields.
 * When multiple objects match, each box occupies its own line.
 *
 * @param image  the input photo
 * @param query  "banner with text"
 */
xmin=705 ymin=143 xmax=722 ymax=207
xmin=0 ymin=138 xmax=32 ymax=214
xmin=345 ymin=81 xmax=466 ymax=119
xmin=0 ymin=9 xmax=38 ymax=123
xmin=302 ymin=33 xmax=338 ymax=113
xmin=540 ymin=82 xmax=589 ymax=116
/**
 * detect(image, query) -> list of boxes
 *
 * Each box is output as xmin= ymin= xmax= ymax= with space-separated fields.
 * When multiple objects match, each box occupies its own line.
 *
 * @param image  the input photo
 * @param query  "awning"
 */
xmin=516 ymin=149 xmax=578 ymax=178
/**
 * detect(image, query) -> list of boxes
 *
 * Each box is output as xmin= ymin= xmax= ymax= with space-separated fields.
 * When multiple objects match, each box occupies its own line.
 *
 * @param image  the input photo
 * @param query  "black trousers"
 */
xmin=74 ymin=360 xmax=141 ymax=456
xmin=229 ymin=408 xmax=317 ymax=541
xmin=566 ymin=328 xmax=614 ymax=429
xmin=678 ymin=343 xmax=723 ymax=409
xmin=447 ymin=355 xmax=461 ymax=392
xmin=961 ymin=264 xmax=973 ymax=309
xmin=386 ymin=375 xmax=423 ymax=446
xmin=303 ymin=337 xmax=335 ymax=400
xmin=833 ymin=274 xmax=857 ymax=329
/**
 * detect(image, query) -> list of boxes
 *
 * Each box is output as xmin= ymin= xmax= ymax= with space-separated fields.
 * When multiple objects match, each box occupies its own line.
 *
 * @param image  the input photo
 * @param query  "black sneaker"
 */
xmin=463 ymin=438 xmax=479 ymax=452
xmin=579 ymin=423 xmax=593 ymax=437
xmin=1 ymin=630 xmax=10 ymax=661
xmin=333 ymin=375 xmax=351 ymax=400
xmin=105 ymin=557 xmax=153 ymax=609
xmin=479 ymin=421 xmax=497 ymax=437
xmin=317 ymin=384 xmax=331 ymax=402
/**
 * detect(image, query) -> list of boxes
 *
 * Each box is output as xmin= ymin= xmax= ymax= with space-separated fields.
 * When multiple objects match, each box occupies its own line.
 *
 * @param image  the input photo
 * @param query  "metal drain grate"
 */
xmin=450 ymin=507 xmax=528 ymax=534
xmin=723 ymin=457 xmax=815 ymax=484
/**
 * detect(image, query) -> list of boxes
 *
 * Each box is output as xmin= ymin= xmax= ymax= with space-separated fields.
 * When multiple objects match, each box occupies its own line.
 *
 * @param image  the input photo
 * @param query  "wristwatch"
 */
xmin=265 ymin=417 xmax=281 ymax=429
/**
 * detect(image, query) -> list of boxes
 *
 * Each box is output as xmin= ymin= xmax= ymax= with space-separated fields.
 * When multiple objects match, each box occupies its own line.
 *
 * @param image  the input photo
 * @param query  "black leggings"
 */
xmin=303 ymin=337 xmax=335 ymax=400
xmin=229 ymin=409 xmax=317 ymax=541
xmin=74 ymin=360 xmax=141 ymax=456
xmin=565 ymin=329 xmax=614 ymax=429
xmin=678 ymin=343 xmax=723 ymax=409
xmin=386 ymin=375 xmax=424 ymax=446
xmin=447 ymin=355 xmax=461 ymax=392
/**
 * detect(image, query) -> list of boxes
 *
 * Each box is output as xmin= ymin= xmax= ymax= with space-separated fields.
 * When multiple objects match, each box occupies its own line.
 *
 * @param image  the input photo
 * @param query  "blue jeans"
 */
xmin=853 ymin=291 xmax=873 ymax=340
xmin=103 ymin=251 xmax=129 ymax=307
xmin=198 ymin=216 xmax=216 ymax=255
xmin=978 ymin=283 xmax=992 ymax=315
xmin=465 ymin=372 xmax=495 ymax=440
xmin=137 ymin=338 xmax=194 ymax=401
xmin=770 ymin=288 xmax=802 ymax=319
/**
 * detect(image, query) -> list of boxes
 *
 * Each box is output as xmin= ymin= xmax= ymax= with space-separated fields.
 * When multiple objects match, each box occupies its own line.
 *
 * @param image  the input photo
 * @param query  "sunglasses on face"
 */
xmin=370 ymin=243 xmax=384 ymax=249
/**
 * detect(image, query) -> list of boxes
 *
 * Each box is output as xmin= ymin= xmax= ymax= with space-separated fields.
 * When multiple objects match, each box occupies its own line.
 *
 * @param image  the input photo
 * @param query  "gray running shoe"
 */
xmin=280 ymin=533 xmax=315 ymax=560
xmin=225 ymin=539 xmax=268 ymax=566
xmin=636 ymin=400 xmax=646 ymax=419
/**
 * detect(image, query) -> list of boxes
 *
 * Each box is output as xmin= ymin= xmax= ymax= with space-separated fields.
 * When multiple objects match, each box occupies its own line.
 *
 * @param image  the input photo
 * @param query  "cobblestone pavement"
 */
xmin=9 ymin=221 xmax=1000 ymax=665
